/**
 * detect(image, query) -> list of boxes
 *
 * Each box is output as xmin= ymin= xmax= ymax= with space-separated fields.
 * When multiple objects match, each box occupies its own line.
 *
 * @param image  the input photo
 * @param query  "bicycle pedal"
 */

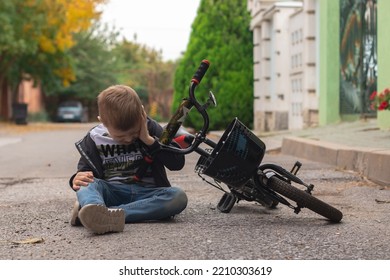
xmin=217 ymin=193 xmax=237 ymax=213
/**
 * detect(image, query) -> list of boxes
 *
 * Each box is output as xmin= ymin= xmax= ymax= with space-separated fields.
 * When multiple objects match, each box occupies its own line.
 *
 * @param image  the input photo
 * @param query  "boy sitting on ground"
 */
xmin=69 ymin=85 xmax=187 ymax=234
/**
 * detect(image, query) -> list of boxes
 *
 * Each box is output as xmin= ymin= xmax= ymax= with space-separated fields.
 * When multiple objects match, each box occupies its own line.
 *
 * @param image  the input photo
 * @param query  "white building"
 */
xmin=247 ymin=0 xmax=318 ymax=131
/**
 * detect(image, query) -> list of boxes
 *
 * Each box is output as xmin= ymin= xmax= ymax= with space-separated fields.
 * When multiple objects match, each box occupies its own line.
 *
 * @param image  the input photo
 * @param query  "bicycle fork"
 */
xmin=290 ymin=161 xmax=314 ymax=195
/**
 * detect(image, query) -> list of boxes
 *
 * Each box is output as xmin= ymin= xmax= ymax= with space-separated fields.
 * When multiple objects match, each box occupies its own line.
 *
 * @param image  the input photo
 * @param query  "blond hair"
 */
xmin=97 ymin=85 xmax=143 ymax=131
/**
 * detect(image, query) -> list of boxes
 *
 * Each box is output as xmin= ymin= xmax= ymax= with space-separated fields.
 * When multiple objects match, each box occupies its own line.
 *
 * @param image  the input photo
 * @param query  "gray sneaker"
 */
xmin=70 ymin=200 xmax=82 ymax=226
xmin=78 ymin=204 xmax=125 ymax=234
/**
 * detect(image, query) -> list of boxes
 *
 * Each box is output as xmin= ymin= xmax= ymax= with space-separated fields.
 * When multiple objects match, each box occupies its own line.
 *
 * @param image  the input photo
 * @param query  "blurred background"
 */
xmin=0 ymin=0 xmax=387 ymax=132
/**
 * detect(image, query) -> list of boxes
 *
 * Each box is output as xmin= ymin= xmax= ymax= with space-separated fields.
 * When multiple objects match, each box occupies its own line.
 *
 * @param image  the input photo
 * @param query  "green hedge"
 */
xmin=173 ymin=0 xmax=254 ymax=130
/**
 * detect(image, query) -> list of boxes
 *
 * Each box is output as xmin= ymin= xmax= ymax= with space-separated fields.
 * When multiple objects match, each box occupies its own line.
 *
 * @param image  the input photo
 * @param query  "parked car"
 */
xmin=56 ymin=101 xmax=88 ymax=122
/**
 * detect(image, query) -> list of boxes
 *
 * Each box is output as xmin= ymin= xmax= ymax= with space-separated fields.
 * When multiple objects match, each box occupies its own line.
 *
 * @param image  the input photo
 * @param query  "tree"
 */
xmin=0 ymin=0 xmax=105 ymax=103
xmin=42 ymin=22 xmax=121 ymax=120
xmin=55 ymin=23 xmax=120 ymax=99
xmin=112 ymin=40 xmax=177 ymax=120
xmin=172 ymin=0 xmax=254 ymax=130
xmin=0 ymin=0 xmax=46 ymax=100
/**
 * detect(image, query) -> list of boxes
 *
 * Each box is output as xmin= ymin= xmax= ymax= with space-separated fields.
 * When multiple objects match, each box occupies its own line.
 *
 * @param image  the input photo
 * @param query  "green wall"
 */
xmin=377 ymin=0 xmax=390 ymax=128
xmin=319 ymin=0 xmax=340 ymax=125
xmin=377 ymin=0 xmax=390 ymax=93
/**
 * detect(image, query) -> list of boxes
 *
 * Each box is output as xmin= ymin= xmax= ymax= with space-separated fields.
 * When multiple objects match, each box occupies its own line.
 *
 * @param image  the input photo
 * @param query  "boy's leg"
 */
xmin=76 ymin=178 xmax=108 ymax=207
xmin=76 ymin=179 xmax=125 ymax=234
xmin=78 ymin=204 xmax=125 ymax=234
xmin=116 ymin=185 xmax=188 ymax=223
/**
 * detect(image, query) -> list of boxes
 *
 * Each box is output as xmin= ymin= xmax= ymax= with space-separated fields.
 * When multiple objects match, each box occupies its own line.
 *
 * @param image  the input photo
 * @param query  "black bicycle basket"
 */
xmin=195 ymin=118 xmax=266 ymax=187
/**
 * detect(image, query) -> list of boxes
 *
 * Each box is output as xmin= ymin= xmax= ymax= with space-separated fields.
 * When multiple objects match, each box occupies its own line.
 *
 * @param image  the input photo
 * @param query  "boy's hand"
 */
xmin=139 ymin=109 xmax=155 ymax=146
xmin=72 ymin=171 xmax=94 ymax=191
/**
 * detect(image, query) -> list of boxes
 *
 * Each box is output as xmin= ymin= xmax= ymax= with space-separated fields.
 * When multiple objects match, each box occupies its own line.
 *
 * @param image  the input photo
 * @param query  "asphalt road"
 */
xmin=0 ymin=123 xmax=389 ymax=260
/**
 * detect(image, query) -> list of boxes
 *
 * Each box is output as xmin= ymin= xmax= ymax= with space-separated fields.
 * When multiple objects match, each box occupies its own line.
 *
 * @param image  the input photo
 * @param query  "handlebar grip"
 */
xmin=191 ymin=60 xmax=210 ymax=84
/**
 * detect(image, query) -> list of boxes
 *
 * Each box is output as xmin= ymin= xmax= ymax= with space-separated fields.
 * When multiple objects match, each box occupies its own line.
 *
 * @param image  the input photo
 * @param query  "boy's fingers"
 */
xmin=73 ymin=177 xmax=93 ymax=187
xmin=77 ymin=172 xmax=93 ymax=180
xmin=73 ymin=172 xmax=94 ymax=189
xmin=80 ymin=178 xmax=93 ymax=185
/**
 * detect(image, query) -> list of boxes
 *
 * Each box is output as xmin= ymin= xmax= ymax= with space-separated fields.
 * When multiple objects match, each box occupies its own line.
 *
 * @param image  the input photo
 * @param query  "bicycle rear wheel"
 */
xmin=267 ymin=176 xmax=343 ymax=222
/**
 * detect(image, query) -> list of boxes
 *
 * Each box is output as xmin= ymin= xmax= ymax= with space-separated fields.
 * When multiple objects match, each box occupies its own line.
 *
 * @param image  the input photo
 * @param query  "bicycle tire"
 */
xmin=267 ymin=176 xmax=343 ymax=222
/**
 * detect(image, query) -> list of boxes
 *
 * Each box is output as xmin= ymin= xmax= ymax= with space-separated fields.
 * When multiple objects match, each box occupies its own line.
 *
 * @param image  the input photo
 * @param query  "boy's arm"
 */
xmin=68 ymin=134 xmax=101 ymax=190
xmin=144 ymin=116 xmax=185 ymax=170
xmin=147 ymin=138 xmax=185 ymax=170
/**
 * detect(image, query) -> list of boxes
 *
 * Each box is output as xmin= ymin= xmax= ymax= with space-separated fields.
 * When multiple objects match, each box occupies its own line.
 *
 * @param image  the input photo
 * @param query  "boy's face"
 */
xmin=98 ymin=116 xmax=140 ymax=145
xmin=106 ymin=125 xmax=141 ymax=145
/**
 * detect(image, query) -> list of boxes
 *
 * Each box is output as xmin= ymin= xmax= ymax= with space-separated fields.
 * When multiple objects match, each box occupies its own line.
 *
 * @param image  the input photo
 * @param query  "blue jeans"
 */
xmin=76 ymin=178 xmax=188 ymax=223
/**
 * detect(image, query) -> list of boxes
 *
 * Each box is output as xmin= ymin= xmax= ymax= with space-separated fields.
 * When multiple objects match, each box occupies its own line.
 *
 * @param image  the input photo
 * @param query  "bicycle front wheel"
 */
xmin=267 ymin=176 xmax=343 ymax=222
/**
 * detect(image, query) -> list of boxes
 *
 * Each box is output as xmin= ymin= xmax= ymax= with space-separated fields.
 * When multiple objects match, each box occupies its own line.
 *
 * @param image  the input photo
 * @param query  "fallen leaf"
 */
xmin=11 ymin=237 xmax=44 ymax=245
xmin=375 ymin=199 xmax=390 ymax=204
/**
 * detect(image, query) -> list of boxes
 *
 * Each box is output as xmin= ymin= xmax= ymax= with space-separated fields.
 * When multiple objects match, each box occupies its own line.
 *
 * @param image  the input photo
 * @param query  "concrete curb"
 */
xmin=281 ymin=136 xmax=390 ymax=186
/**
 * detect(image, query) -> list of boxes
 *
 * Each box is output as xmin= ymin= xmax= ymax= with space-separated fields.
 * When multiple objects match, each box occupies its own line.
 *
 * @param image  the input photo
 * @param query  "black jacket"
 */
xmin=68 ymin=117 xmax=184 ymax=189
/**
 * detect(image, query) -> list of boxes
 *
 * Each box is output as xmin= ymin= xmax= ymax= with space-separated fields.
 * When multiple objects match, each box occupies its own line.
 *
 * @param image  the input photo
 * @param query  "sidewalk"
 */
xmin=258 ymin=119 xmax=390 ymax=186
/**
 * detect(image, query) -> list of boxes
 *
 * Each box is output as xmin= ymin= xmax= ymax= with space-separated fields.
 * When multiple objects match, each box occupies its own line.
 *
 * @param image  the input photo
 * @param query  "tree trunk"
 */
xmin=0 ymin=76 xmax=10 ymax=120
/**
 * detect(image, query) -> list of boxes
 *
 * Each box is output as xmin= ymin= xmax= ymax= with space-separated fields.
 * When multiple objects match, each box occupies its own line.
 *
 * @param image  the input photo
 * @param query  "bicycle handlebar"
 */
xmin=159 ymin=60 xmax=212 ymax=154
xmin=135 ymin=60 xmax=212 ymax=181
xmin=191 ymin=59 xmax=210 ymax=84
